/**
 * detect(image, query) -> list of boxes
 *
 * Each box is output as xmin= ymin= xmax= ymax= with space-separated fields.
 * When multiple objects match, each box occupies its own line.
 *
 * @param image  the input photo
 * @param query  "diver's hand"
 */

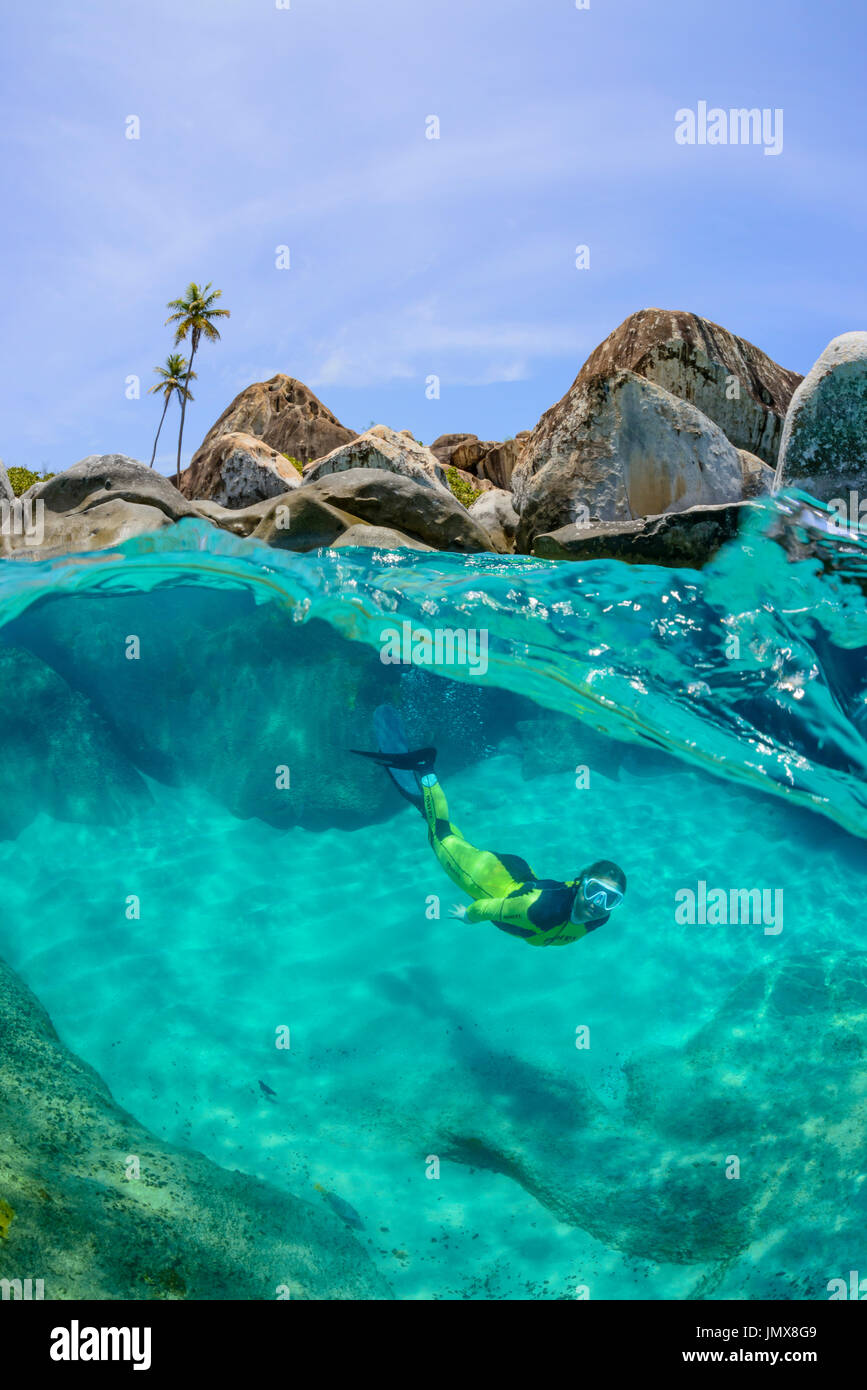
xmin=448 ymin=903 xmax=468 ymax=920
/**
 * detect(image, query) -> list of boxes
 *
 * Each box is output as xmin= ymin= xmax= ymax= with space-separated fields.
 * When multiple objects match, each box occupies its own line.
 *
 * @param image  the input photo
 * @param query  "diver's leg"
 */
xmin=420 ymin=774 xmax=524 ymax=901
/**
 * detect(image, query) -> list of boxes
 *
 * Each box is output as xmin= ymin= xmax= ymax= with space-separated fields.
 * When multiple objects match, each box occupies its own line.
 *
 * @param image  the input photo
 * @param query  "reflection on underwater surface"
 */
xmin=0 ymin=490 xmax=865 ymax=1299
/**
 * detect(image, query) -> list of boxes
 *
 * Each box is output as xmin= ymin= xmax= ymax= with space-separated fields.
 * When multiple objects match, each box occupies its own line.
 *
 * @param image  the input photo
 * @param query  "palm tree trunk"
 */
xmin=150 ymin=395 xmax=170 ymax=467
xmin=175 ymin=336 xmax=198 ymax=489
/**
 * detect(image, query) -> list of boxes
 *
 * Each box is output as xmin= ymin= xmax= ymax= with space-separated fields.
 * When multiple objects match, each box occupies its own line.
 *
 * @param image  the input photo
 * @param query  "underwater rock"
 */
xmin=3 ymin=589 xmax=525 ymax=832
xmin=514 ymin=371 xmax=745 ymax=550
xmin=409 ymin=950 xmax=867 ymax=1291
xmin=775 ymin=331 xmax=867 ymax=502
xmin=302 ymin=425 xmax=451 ymax=495
xmin=0 ymin=641 xmax=150 ymax=839
xmin=532 ymin=500 xmax=756 ymax=566
xmin=0 ymin=954 xmax=391 ymax=1299
xmin=178 ymin=430 xmax=302 ymax=509
xmin=562 ymin=308 xmax=802 ymax=465
xmin=182 ymin=374 xmax=356 ymax=485
xmin=6 ymin=601 xmax=399 ymax=830
xmin=510 ymin=714 xmax=674 ymax=782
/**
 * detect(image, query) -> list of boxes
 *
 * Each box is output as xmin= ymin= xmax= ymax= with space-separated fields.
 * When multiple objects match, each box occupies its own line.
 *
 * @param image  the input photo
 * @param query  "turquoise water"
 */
xmin=1 ymin=491 xmax=866 ymax=1300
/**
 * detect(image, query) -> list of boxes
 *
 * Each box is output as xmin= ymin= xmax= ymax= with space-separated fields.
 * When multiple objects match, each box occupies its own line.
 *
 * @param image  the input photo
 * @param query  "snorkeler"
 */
xmin=353 ymin=705 xmax=626 ymax=947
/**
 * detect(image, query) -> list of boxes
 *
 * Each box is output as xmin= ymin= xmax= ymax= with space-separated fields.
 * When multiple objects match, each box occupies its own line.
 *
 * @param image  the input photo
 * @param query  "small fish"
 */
xmin=258 ymin=1080 xmax=277 ymax=1101
xmin=313 ymin=1183 xmax=364 ymax=1231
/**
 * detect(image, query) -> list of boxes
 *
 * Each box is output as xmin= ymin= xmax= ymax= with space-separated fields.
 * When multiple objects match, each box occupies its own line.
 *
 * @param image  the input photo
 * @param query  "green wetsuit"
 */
xmin=420 ymin=776 xmax=607 ymax=947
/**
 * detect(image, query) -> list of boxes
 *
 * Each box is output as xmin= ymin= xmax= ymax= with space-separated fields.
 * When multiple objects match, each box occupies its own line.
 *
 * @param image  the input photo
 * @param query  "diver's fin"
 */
xmin=351 ymin=703 xmax=435 ymax=812
xmin=351 ymin=746 xmax=437 ymax=774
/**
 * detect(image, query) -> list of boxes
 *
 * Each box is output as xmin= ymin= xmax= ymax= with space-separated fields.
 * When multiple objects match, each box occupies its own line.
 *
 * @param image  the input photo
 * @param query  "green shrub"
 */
xmin=281 ymin=454 xmax=304 ymax=475
xmin=446 ymin=466 xmax=482 ymax=508
xmin=6 ymin=466 xmax=55 ymax=497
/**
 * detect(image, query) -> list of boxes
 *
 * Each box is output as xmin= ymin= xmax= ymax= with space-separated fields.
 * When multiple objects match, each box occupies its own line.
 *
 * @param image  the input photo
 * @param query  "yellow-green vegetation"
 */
xmin=6 ymin=467 xmax=55 ymax=497
xmin=446 ymin=466 xmax=482 ymax=508
xmin=282 ymin=454 xmax=305 ymax=475
xmin=0 ymin=1197 xmax=15 ymax=1239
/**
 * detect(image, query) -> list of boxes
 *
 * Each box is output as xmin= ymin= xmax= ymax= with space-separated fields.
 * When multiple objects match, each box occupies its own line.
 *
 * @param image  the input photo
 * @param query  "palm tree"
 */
xmin=147 ymin=353 xmax=195 ymax=468
xmin=165 ymin=282 xmax=230 ymax=486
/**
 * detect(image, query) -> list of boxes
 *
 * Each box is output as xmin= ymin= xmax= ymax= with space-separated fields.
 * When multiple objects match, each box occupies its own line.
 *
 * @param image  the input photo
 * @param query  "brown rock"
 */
xmin=451 ymin=438 xmax=493 ymax=472
xmin=564 ymin=308 xmax=802 ymax=464
xmin=514 ymin=370 xmax=745 ymax=550
xmin=185 ymin=374 xmax=356 ymax=481
xmin=430 ymin=434 xmax=478 ymax=465
xmin=431 ymin=435 xmax=523 ymax=489
xmin=178 ymin=431 xmax=302 ymax=509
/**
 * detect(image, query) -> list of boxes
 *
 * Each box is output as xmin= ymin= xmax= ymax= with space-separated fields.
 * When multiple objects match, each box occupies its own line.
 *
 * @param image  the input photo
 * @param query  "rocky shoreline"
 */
xmin=3 ymin=307 xmax=864 ymax=567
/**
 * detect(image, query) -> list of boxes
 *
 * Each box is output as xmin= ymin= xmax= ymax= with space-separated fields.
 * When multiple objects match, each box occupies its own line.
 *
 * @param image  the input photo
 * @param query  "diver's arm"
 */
xmin=462 ymin=897 xmax=506 ymax=924
xmin=465 ymin=893 xmax=538 ymax=927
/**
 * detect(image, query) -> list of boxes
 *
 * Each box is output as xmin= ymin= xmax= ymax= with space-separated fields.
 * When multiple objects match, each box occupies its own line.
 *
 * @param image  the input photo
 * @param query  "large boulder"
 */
xmin=561 ymin=308 xmax=802 ymax=464
xmin=377 ymin=949 xmax=867 ymax=1284
xmin=774 ymin=331 xmax=867 ymax=501
xmin=298 ymin=468 xmax=495 ymax=553
xmin=23 ymin=454 xmax=199 ymax=521
xmin=430 ymin=433 xmax=477 ymax=465
xmin=178 ymin=431 xmax=302 ymax=509
xmin=433 ymin=434 xmax=527 ymax=489
xmin=532 ymin=500 xmax=756 ymax=567
xmin=249 ymin=490 xmax=365 ymax=552
xmin=0 ymin=641 xmax=150 ymax=838
xmin=303 ymin=425 xmax=451 ymax=494
xmin=475 ymin=438 xmax=524 ymax=489
xmin=1 ymin=498 xmax=174 ymax=562
xmin=0 ymin=459 xmax=14 ymax=504
xmin=331 ymin=523 xmax=433 ymax=551
xmin=739 ymin=448 xmax=775 ymax=499
xmin=469 ymin=487 xmax=520 ymax=553
xmin=451 ymin=437 xmax=493 ymax=471
xmin=186 ymin=374 xmax=356 ymax=479
xmin=514 ymin=370 xmax=745 ymax=551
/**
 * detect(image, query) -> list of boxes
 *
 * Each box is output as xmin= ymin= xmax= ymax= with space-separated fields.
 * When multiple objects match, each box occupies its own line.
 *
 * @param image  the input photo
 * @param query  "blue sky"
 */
xmin=1 ymin=0 xmax=865 ymax=475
